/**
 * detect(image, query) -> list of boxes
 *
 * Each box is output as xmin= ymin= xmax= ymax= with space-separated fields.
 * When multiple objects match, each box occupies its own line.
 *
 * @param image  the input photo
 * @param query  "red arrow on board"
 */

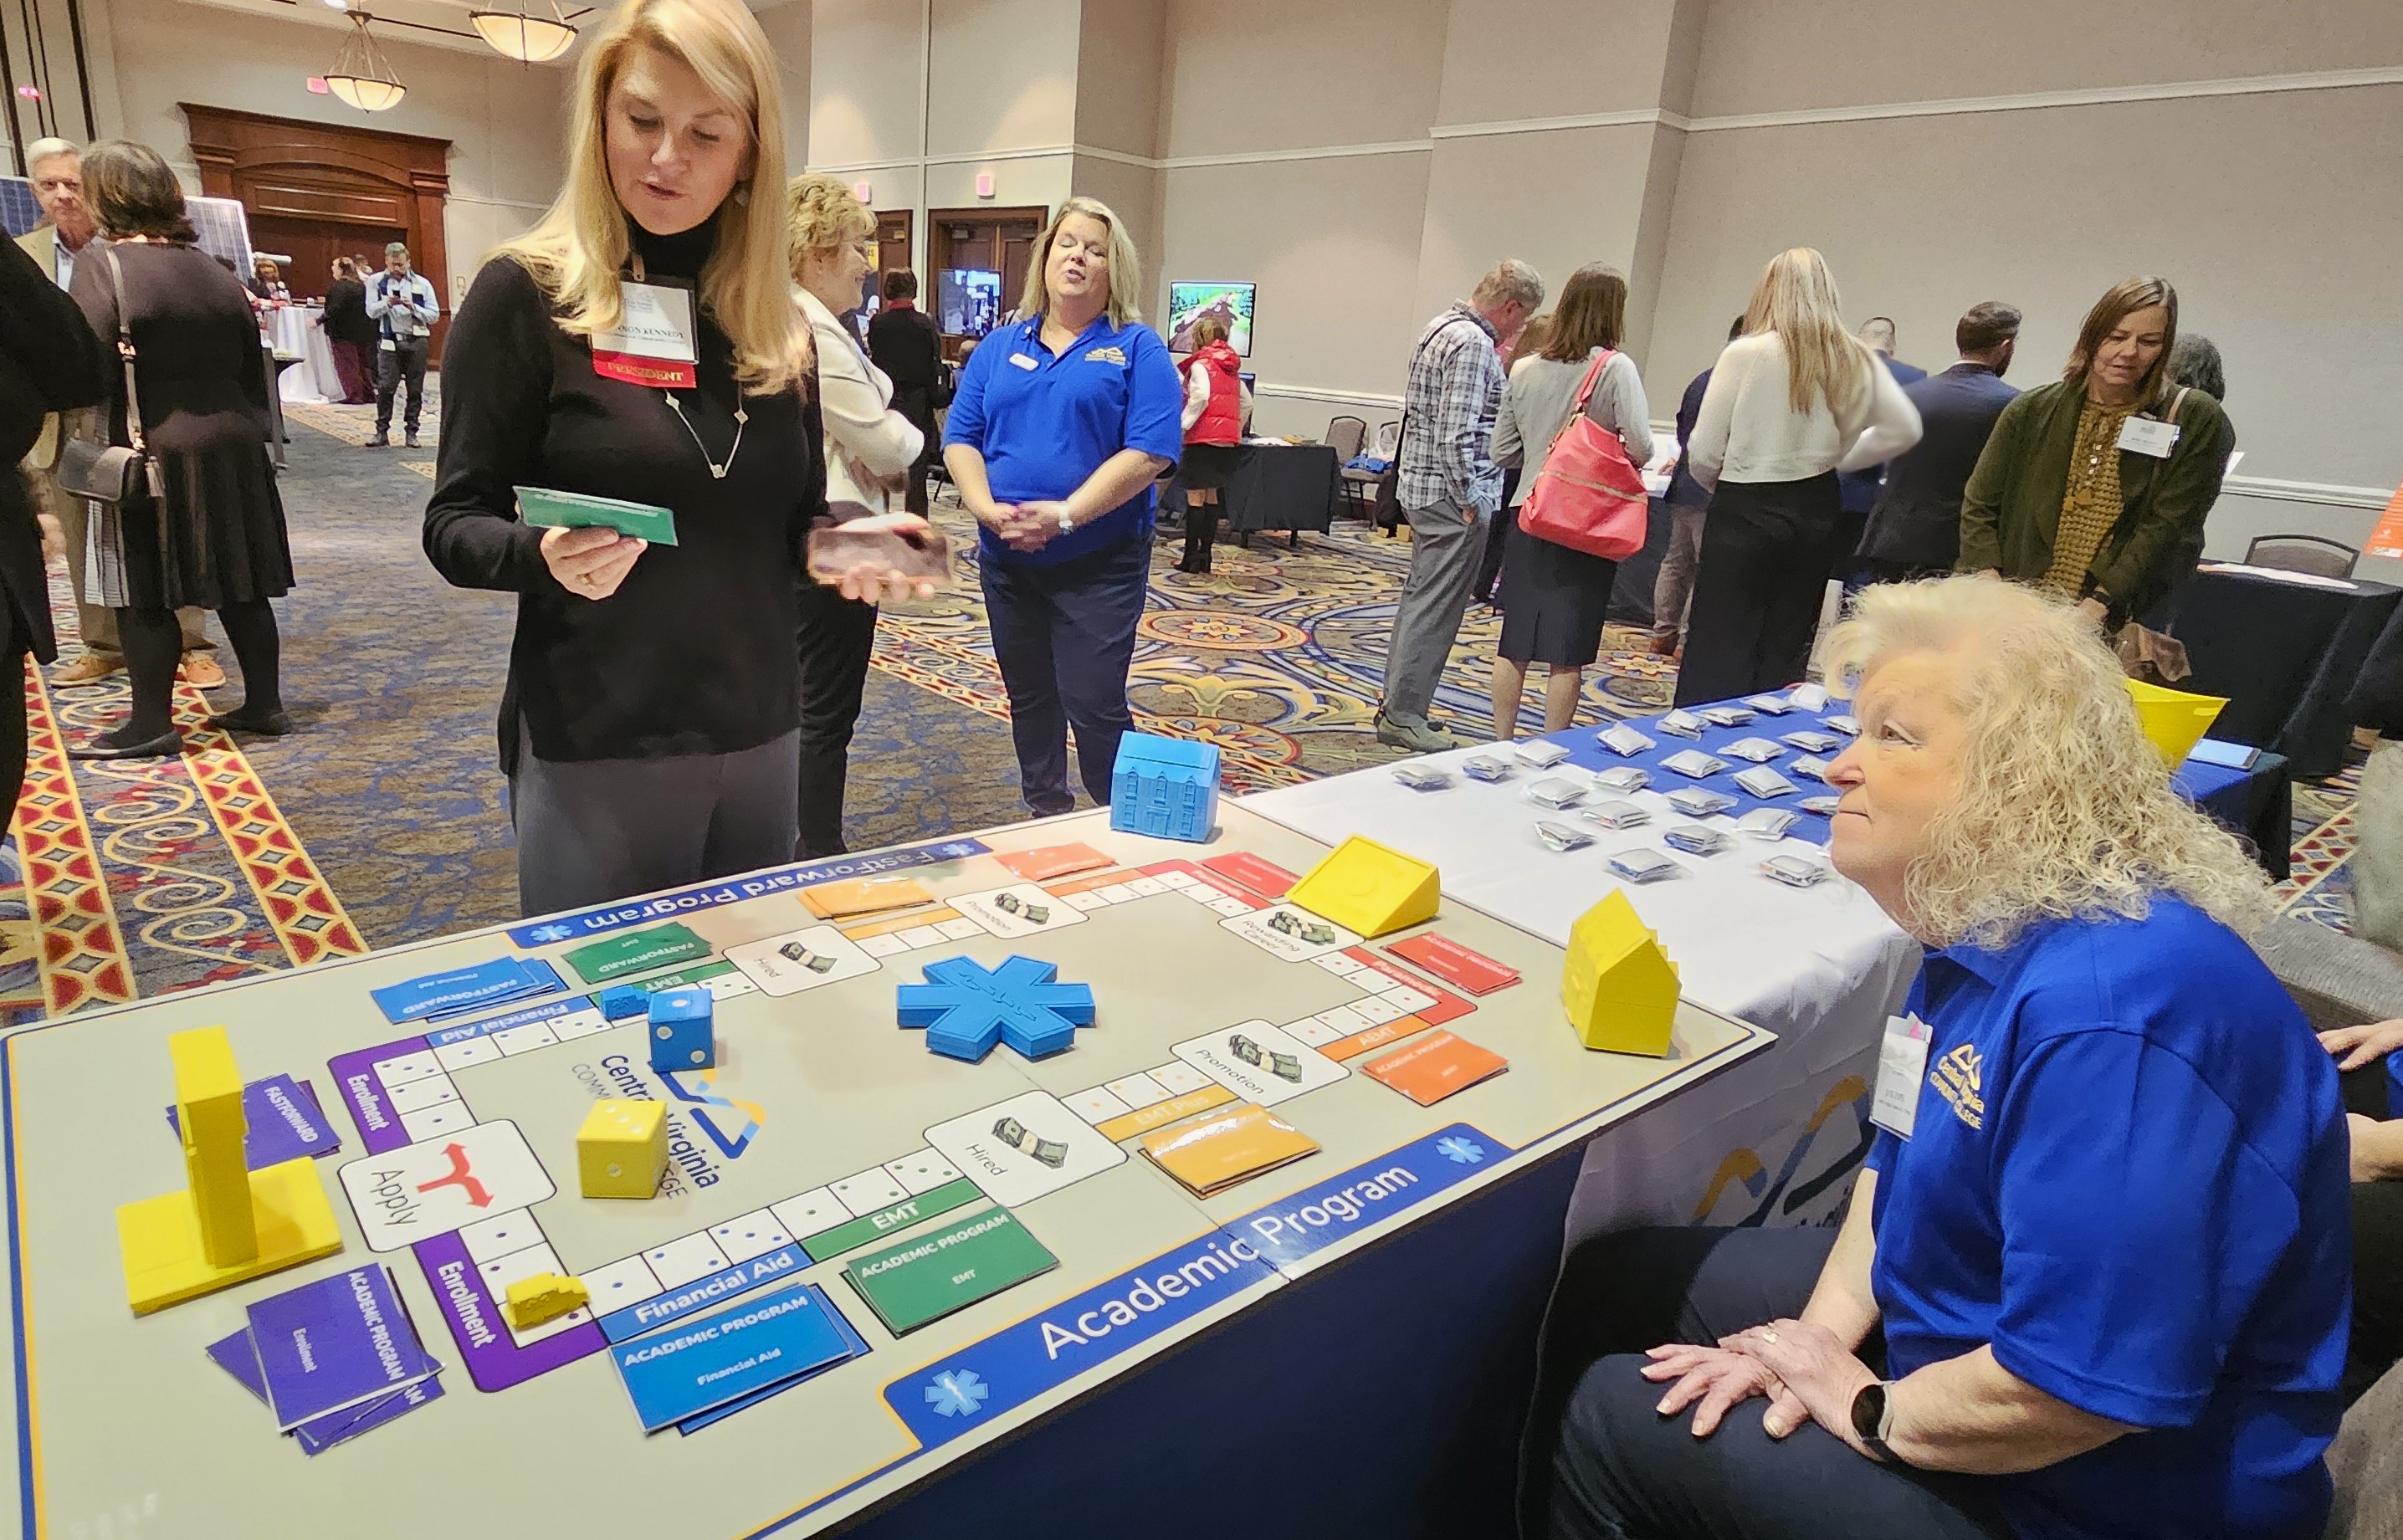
xmin=415 ymin=1143 xmax=495 ymax=1208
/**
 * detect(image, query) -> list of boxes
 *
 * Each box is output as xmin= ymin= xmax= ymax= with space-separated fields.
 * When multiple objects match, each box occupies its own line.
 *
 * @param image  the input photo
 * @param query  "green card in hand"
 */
xmin=515 ymin=485 xmax=679 ymax=547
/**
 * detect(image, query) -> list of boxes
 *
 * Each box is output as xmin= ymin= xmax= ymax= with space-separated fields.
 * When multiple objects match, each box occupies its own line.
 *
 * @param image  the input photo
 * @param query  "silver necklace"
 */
xmin=664 ymin=391 xmax=745 ymax=480
xmin=627 ymin=248 xmax=744 ymax=479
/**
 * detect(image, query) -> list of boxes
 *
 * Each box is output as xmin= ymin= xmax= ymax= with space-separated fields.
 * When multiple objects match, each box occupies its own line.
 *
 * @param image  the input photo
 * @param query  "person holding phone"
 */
xmin=424 ymin=0 xmax=924 ymax=916
xmin=784 ymin=171 xmax=929 ymax=857
xmin=941 ymin=197 xmax=1182 ymax=817
xmin=365 ymin=243 xmax=439 ymax=448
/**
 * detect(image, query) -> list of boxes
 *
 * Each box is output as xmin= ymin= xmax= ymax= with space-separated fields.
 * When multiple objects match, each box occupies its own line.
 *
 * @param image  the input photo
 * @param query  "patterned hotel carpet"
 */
xmin=0 ymin=388 xmax=2365 ymax=1014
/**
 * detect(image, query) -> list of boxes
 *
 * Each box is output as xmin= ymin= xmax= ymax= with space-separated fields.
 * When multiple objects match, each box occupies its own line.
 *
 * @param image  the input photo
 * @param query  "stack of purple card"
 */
xmin=166 ymin=1074 xmax=341 ymax=1169
xmin=209 ymin=1266 xmax=445 ymax=1455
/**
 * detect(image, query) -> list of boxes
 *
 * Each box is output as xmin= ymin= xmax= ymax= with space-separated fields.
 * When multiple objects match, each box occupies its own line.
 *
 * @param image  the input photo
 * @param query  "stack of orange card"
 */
xmin=1139 ymin=1103 xmax=1320 ymax=1196
xmin=798 ymin=876 xmax=932 ymax=919
xmin=1361 ymin=1031 xmax=1509 ymax=1106
xmin=994 ymin=844 xmax=1114 ymax=883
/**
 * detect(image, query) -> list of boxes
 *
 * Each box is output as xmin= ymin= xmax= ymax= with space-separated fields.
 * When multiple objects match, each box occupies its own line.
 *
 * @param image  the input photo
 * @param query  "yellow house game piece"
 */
xmin=578 ymin=1099 xmax=668 ymax=1199
xmin=503 ymin=1271 xmax=591 ymax=1330
xmin=1560 ymin=892 xmax=1680 ymax=1057
xmin=1287 ymin=836 xmax=1439 ymax=939
xmin=115 ymin=1026 xmax=343 ymax=1315
xmin=2123 ymin=678 xmax=2228 ymax=767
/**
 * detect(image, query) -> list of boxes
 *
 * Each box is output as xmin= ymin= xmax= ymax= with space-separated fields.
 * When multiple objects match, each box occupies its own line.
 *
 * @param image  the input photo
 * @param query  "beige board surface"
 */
xmin=2 ymin=806 xmax=1766 ymax=1539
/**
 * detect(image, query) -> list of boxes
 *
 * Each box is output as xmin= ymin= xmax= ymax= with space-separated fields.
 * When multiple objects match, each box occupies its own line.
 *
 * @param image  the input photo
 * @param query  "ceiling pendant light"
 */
xmin=323 ymin=12 xmax=407 ymax=112
xmin=470 ymin=0 xmax=577 ymax=63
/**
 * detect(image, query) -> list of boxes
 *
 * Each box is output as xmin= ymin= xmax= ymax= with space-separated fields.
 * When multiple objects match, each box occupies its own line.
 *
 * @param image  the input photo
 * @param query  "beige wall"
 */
xmin=927 ymin=0 xmax=1080 ymax=156
xmin=101 ymin=0 xmax=571 ymax=304
xmin=755 ymin=0 xmax=814 ymax=174
xmin=807 ymin=0 xmax=925 ymax=168
xmin=1161 ymin=0 xmax=1448 ymax=156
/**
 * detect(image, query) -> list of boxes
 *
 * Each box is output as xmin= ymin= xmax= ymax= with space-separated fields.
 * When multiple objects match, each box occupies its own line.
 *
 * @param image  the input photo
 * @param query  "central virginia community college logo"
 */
xmin=662 ymin=1067 xmax=767 ymax=1159
xmin=1933 ymin=1043 xmax=1985 ymax=1130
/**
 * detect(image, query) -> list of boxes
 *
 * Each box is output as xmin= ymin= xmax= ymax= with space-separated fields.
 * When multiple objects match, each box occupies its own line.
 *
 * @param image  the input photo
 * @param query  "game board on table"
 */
xmin=0 ymin=805 xmax=1769 ymax=1540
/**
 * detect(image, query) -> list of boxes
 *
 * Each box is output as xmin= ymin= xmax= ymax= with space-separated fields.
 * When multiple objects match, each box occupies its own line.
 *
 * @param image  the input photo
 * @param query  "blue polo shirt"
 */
xmin=942 ymin=313 xmax=1185 ymax=567
xmin=1866 ymin=897 xmax=2349 ymax=1540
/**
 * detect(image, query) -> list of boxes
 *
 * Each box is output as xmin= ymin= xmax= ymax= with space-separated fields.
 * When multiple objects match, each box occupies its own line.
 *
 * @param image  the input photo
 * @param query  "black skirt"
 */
xmin=1498 ymin=516 xmax=1616 ymax=667
xmin=1181 ymin=443 xmax=1239 ymax=492
xmin=103 ymin=441 xmax=295 ymax=611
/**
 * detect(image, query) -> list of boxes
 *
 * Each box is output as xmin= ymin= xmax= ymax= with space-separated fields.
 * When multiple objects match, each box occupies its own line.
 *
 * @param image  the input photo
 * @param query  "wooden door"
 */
xmin=874 ymin=209 xmax=912 ymax=299
xmin=180 ymin=105 xmax=454 ymax=361
xmin=928 ymin=206 xmax=1047 ymax=356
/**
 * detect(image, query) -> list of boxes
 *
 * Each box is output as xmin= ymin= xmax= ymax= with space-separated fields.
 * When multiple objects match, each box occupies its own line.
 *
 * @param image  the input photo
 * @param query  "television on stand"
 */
xmin=1166 ymin=281 xmax=1257 ymax=357
xmin=937 ymin=269 xmax=1004 ymax=339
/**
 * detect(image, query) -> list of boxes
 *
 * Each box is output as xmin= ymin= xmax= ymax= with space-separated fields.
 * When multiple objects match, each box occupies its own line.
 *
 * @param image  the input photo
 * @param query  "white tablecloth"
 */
xmin=1240 ymin=703 xmax=1919 ymax=1236
xmin=265 ymin=306 xmax=341 ymax=404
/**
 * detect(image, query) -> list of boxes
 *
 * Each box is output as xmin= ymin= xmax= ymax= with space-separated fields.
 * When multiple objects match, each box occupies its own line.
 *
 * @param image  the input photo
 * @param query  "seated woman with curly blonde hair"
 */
xmin=1540 ymin=575 xmax=2351 ymax=1540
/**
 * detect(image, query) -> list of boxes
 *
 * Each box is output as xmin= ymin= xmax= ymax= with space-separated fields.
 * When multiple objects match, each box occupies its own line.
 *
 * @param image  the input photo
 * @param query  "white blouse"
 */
xmin=1685 ymin=331 xmax=1921 ymax=491
xmin=795 ymin=284 xmax=925 ymax=510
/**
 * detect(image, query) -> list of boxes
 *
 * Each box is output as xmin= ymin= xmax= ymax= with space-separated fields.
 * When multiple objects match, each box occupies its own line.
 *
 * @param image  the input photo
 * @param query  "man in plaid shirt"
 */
xmin=1376 ymin=259 xmax=1544 ymax=751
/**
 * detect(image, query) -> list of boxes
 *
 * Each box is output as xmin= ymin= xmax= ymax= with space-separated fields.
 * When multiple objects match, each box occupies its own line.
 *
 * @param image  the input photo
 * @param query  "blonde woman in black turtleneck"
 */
xmin=426 ymin=0 xmax=926 ymax=916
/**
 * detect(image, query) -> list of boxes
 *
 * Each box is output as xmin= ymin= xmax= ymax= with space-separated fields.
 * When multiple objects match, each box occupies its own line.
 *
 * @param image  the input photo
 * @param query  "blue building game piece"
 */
xmin=1109 ymin=732 xmax=1219 ymax=843
xmin=647 ymin=986 xmax=715 ymax=1072
xmin=895 ymin=956 xmax=1096 ymax=1062
xmin=597 ymin=984 xmax=651 ymax=1021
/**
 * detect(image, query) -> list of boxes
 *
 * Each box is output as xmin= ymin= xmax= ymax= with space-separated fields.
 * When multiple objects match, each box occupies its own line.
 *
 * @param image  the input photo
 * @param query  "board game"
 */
xmin=0 ymin=806 xmax=1768 ymax=1538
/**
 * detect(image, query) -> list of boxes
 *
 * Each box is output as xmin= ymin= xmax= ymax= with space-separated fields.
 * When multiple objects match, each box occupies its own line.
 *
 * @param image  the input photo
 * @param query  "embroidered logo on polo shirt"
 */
xmin=1932 ymin=1043 xmax=1984 ymax=1130
xmin=1083 ymin=345 xmax=1127 ymax=366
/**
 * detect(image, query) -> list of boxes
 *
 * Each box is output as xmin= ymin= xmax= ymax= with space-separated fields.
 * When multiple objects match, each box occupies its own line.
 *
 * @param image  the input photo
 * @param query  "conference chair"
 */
xmin=2245 ymin=533 xmax=2360 ymax=581
xmin=1327 ymin=416 xmax=1373 ymax=519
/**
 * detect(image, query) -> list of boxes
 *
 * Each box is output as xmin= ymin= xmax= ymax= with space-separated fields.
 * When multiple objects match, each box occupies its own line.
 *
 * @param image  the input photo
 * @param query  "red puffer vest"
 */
xmin=1177 ymin=340 xmax=1243 ymax=447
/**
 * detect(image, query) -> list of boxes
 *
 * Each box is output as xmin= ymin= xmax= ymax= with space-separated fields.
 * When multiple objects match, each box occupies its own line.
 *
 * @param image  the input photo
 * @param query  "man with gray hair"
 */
xmin=366 ymin=241 xmax=440 ymax=448
xmin=1375 ymin=258 xmax=1543 ymax=752
xmin=14 ymin=136 xmax=219 ymax=684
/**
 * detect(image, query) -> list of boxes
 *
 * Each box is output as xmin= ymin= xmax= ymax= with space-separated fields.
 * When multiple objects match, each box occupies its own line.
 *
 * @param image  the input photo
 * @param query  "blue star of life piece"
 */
xmin=896 ymin=955 xmax=1097 ymax=1062
xmin=924 ymin=1369 xmax=991 ymax=1417
xmin=1437 ymin=1136 xmax=1487 ymax=1166
xmin=529 ymin=923 xmax=575 ymax=944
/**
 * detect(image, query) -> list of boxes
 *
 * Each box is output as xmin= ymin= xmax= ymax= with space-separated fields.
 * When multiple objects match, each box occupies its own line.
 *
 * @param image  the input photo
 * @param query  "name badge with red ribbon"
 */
xmin=591 ymin=279 xmax=699 ymax=390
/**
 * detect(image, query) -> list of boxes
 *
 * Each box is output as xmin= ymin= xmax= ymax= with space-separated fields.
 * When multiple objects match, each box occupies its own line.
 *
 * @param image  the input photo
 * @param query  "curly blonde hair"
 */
xmin=1822 ymin=576 xmax=2268 ymax=949
xmin=783 ymin=172 xmax=875 ymax=274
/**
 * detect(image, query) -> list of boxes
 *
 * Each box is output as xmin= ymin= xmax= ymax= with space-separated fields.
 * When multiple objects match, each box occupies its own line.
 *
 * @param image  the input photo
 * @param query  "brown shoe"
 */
xmin=182 ymin=652 xmax=228 ymax=689
xmin=1647 ymin=633 xmax=1679 ymax=657
xmin=51 ymin=652 xmax=122 ymax=683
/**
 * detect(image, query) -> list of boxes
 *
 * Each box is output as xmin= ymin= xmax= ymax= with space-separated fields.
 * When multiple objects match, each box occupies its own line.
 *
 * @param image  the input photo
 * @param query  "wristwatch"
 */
xmin=1056 ymin=509 xmax=1074 ymax=534
xmin=1850 ymin=1379 xmax=1903 ymax=1465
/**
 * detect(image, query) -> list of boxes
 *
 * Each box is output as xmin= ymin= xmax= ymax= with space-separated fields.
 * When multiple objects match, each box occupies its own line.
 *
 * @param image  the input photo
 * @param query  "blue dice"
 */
xmin=646 ymin=987 xmax=715 ymax=1072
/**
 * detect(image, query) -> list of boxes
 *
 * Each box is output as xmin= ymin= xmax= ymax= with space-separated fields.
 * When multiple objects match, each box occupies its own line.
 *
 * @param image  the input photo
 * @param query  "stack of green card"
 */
xmin=842 ymin=1206 xmax=1058 ymax=1335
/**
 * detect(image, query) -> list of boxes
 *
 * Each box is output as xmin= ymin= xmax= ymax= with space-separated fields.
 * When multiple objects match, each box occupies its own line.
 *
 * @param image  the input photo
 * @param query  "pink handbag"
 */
xmin=1517 ymin=349 xmax=1649 ymax=560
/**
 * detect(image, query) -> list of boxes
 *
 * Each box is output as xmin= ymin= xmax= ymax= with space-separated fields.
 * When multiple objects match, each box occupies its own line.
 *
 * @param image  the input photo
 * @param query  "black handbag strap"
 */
xmin=103 ymin=245 xmax=151 ymax=459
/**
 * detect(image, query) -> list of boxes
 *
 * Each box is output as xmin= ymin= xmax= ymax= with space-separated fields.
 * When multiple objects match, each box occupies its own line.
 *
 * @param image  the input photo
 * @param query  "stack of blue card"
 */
xmin=209 ymin=1266 xmax=445 ymax=1455
xmin=369 ymin=956 xmax=566 ymax=1026
xmin=166 ymin=1074 xmax=341 ymax=1169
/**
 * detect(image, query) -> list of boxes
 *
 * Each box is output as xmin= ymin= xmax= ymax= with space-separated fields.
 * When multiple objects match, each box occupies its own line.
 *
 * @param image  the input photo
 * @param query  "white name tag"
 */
xmin=591 ymin=281 xmax=699 ymax=389
xmin=1009 ymin=352 xmax=1039 ymax=371
xmin=2116 ymin=416 xmax=2180 ymax=458
xmin=1870 ymin=1013 xmax=1933 ymax=1139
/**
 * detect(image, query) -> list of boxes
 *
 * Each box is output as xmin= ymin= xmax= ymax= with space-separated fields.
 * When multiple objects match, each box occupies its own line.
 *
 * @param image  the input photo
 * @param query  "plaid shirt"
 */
xmin=1397 ymin=302 xmax=1505 ymax=513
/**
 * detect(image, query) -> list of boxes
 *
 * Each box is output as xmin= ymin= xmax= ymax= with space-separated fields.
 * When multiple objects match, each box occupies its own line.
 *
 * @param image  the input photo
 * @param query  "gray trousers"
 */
xmin=1651 ymin=503 xmax=1708 ymax=643
xmin=2357 ymin=740 xmax=2403 ymax=953
xmin=1380 ymin=497 xmax=1488 ymax=725
xmin=24 ymin=409 xmax=208 ymax=658
xmin=510 ymin=729 xmax=802 ymax=918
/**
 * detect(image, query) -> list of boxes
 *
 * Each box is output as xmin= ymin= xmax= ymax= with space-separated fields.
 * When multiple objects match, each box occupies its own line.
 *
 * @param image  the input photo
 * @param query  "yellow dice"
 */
xmin=577 ymin=1099 xmax=667 ymax=1200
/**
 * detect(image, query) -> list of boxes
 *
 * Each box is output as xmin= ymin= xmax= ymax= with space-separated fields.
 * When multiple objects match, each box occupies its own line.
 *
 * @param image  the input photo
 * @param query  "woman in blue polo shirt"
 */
xmin=942 ymin=197 xmax=1182 ymax=816
xmin=1541 ymin=576 xmax=2350 ymax=1540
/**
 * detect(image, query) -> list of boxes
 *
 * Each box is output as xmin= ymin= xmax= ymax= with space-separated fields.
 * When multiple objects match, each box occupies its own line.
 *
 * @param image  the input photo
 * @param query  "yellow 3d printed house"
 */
xmin=115 ymin=1026 xmax=343 ymax=1315
xmin=1560 ymin=892 xmax=1680 ymax=1057
xmin=2124 ymin=678 xmax=2228 ymax=767
xmin=1287 ymin=836 xmax=1438 ymax=939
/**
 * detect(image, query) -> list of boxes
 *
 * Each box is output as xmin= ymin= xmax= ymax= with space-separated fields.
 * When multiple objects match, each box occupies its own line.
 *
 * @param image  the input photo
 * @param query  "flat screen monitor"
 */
xmin=1166 ymin=281 xmax=1256 ymax=357
xmin=938 ymin=268 xmax=1003 ymax=338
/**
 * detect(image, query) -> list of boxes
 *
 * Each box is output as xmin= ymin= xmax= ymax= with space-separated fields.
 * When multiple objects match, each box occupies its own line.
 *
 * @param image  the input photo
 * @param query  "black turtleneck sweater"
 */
xmin=426 ymin=223 xmax=825 ymax=774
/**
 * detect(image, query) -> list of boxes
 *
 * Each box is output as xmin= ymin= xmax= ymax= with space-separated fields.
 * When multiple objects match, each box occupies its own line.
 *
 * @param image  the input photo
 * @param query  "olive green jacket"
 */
xmin=1956 ymin=378 xmax=2234 ymax=618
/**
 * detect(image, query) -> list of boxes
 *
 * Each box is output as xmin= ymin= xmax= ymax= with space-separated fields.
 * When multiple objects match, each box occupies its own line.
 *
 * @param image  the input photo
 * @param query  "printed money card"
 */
xmin=950 ymin=883 xmax=1091 ymax=939
xmin=725 ymin=924 xmax=880 ymax=996
xmin=923 ymin=1090 xmax=1125 ymax=1206
xmin=1171 ymin=1020 xmax=1346 ymax=1108
xmin=1220 ymin=903 xmax=1361 ymax=963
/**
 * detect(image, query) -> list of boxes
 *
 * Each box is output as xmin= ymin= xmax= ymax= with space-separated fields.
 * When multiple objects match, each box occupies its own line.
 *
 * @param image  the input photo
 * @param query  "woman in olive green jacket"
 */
xmin=1957 ymin=275 xmax=2233 ymax=627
